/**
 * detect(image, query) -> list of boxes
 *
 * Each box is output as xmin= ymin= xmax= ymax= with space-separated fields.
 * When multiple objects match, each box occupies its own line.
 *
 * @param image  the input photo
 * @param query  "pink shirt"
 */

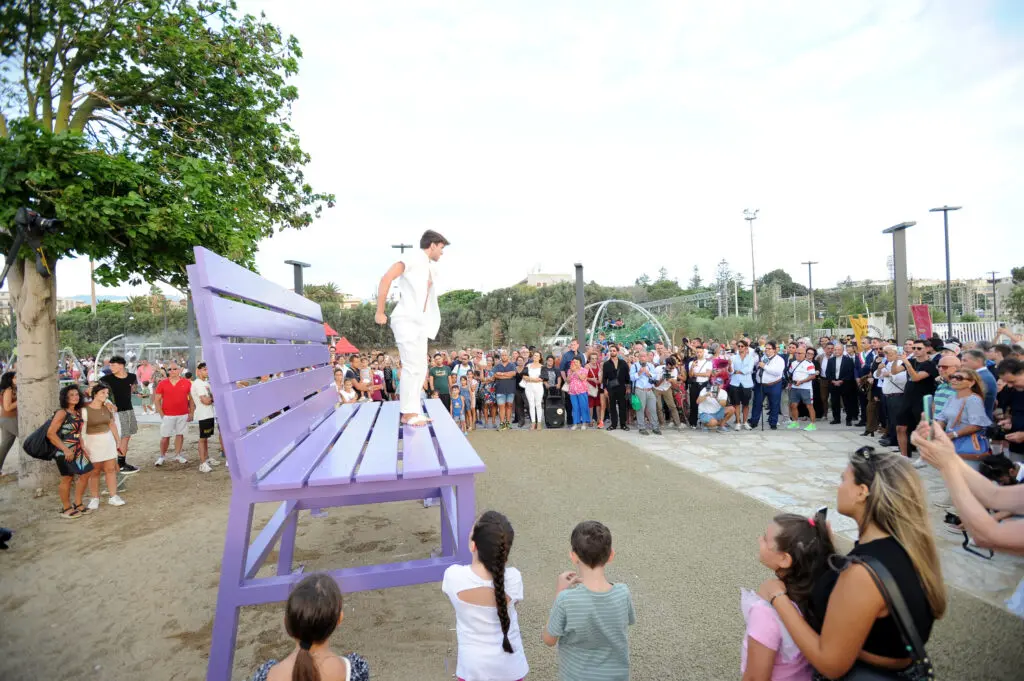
xmin=567 ymin=368 xmax=589 ymax=395
xmin=740 ymin=589 xmax=812 ymax=681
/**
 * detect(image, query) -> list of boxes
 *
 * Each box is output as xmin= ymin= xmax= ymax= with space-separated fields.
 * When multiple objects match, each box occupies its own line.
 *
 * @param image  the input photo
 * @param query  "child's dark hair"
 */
xmin=571 ymin=520 xmax=612 ymax=568
xmin=285 ymin=573 xmax=343 ymax=681
xmin=772 ymin=509 xmax=835 ymax=628
xmin=471 ymin=510 xmax=516 ymax=653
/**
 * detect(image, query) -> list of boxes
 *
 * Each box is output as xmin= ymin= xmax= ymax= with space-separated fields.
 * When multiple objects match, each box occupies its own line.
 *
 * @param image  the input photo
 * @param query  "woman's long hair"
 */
xmin=849 ymin=449 xmax=947 ymax=618
xmin=471 ymin=510 xmax=516 ymax=653
xmin=0 ymin=371 xmax=15 ymax=396
xmin=956 ymin=368 xmax=985 ymax=399
xmin=773 ymin=509 xmax=835 ymax=629
xmin=285 ymin=573 xmax=343 ymax=681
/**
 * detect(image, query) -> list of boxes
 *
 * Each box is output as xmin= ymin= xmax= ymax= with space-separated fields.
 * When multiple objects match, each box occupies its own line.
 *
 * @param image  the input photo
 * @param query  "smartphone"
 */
xmin=816 ymin=505 xmax=828 ymax=521
xmin=923 ymin=395 xmax=935 ymax=439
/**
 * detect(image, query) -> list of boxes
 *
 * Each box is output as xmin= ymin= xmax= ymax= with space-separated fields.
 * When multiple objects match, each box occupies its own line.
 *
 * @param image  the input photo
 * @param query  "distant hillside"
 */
xmin=67 ymin=293 xmax=184 ymax=302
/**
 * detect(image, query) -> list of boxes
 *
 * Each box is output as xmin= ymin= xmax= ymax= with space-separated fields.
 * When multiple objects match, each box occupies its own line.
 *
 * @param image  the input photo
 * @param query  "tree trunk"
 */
xmin=10 ymin=257 xmax=60 ymax=492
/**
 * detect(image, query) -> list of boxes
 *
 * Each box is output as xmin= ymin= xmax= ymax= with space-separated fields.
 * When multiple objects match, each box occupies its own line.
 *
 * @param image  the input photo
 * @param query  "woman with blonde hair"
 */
xmin=759 ymin=446 xmax=945 ymax=680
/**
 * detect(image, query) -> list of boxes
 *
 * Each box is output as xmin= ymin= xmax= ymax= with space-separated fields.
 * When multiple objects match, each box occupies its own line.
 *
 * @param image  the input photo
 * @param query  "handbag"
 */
xmin=23 ymin=416 xmax=58 ymax=461
xmin=949 ymin=403 xmax=990 ymax=457
xmin=587 ymin=384 xmax=599 ymax=398
xmin=631 ymin=392 xmax=642 ymax=411
xmin=813 ymin=555 xmax=934 ymax=681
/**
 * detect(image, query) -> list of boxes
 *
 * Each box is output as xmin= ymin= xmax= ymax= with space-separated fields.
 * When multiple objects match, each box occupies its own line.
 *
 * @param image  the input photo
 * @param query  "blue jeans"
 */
xmin=749 ymin=383 xmax=764 ymax=426
xmin=570 ymin=392 xmax=590 ymax=425
xmin=762 ymin=381 xmax=783 ymax=427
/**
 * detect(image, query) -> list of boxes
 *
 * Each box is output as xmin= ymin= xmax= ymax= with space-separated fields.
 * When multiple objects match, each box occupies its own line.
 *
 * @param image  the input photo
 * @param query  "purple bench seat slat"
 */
xmin=306 ymin=402 xmax=380 ymax=487
xmin=353 ymin=401 xmax=402 ymax=482
xmin=219 ymin=367 xmax=333 ymax=433
xmin=206 ymin=295 xmax=327 ymax=342
xmin=401 ymin=416 xmax=443 ymax=479
xmin=235 ymin=389 xmax=337 ymax=482
xmin=215 ymin=343 xmax=329 ymax=385
xmin=257 ymin=405 xmax=357 ymax=491
xmin=193 ymin=247 xmax=322 ymax=321
xmin=423 ymin=399 xmax=486 ymax=475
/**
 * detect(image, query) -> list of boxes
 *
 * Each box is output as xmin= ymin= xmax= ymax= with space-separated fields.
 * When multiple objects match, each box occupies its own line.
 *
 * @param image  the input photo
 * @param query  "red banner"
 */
xmin=911 ymin=305 xmax=933 ymax=340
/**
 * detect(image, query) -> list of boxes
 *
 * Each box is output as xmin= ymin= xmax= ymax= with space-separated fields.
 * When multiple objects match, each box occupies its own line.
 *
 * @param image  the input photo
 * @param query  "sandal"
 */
xmin=60 ymin=506 xmax=82 ymax=519
xmin=75 ymin=503 xmax=92 ymax=516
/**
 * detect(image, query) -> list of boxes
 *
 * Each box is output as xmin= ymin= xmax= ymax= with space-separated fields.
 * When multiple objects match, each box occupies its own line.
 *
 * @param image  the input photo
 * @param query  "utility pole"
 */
xmin=392 ymin=244 xmax=414 ymax=255
xmin=734 ymin=279 xmax=739 ymax=317
xmin=929 ymin=205 xmax=961 ymax=339
xmin=89 ymin=259 xmax=97 ymax=315
xmin=801 ymin=261 xmax=818 ymax=323
xmin=744 ymin=209 xmax=759 ymax=315
xmin=574 ymin=263 xmax=585 ymax=349
xmin=284 ymin=259 xmax=311 ymax=295
xmin=882 ymin=222 xmax=916 ymax=343
xmin=989 ymin=271 xmax=999 ymax=321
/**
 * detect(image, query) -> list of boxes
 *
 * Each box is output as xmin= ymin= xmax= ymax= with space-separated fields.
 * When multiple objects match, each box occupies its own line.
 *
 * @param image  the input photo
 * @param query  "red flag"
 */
xmin=910 ymin=305 xmax=933 ymax=340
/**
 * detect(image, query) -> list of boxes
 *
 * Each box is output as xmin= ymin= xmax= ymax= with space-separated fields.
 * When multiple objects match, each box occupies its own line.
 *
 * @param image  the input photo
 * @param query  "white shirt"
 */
xmin=691 ymin=358 xmax=712 ymax=384
xmin=790 ymin=360 xmax=817 ymax=387
xmin=760 ymin=354 xmax=786 ymax=384
xmin=698 ymin=386 xmax=728 ymax=413
xmin=390 ymin=249 xmax=441 ymax=339
xmin=442 ymin=564 xmax=529 ymax=681
xmin=190 ymin=378 xmax=216 ymax=420
xmin=655 ymin=366 xmax=677 ymax=391
xmin=879 ymin=359 xmax=908 ymax=395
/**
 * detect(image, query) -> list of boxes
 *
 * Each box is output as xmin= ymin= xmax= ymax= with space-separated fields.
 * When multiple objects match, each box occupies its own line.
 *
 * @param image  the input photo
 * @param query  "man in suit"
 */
xmin=824 ymin=342 xmax=859 ymax=425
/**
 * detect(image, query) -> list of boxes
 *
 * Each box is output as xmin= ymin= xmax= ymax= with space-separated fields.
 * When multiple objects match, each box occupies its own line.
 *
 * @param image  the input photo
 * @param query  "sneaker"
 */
xmin=803 ymin=424 xmax=817 ymax=432
xmin=581 ymin=424 xmax=587 ymax=431
xmin=769 ymin=425 xmax=778 ymax=430
xmin=911 ymin=456 xmax=929 ymax=469
xmin=742 ymin=423 xmax=752 ymax=431
xmin=717 ymin=426 xmax=729 ymax=433
xmin=199 ymin=461 xmax=213 ymax=473
xmin=207 ymin=457 xmax=221 ymax=467
xmin=639 ymin=429 xmax=650 ymax=436
xmin=119 ymin=462 xmax=140 ymax=474
xmin=154 ymin=456 xmax=166 ymax=466
xmin=108 ymin=495 xmax=126 ymax=506
xmin=652 ymin=428 xmax=662 ymax=435
xmin=86 ymin=498 xmax=100 ymax=511
xmin=620 ymin=425 xmax=629 ymax=432
xmin=673 ymin=423 xmax=681 ymax=430
xmin=597 ymin=421 xmax=604 ymax=428
xmin=174 ymin=455 xmax=188 ymax=464
xmin=225 ymin=459 xmax=229 ymax=469
xmin=786 ymin=422 xmax=800 ymax=430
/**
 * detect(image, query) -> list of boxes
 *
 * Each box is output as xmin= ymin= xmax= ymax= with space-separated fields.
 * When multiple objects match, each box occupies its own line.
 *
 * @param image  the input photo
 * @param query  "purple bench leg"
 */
xmin=207 ymin=494 xmax=255 ymax=681
xmin=277 ymin=509 xmax=298 ymax=576
xmin=440 ymin=486 xmax=456 ymax=556
xmin=454 ymin=480 xmax=476 ymax=564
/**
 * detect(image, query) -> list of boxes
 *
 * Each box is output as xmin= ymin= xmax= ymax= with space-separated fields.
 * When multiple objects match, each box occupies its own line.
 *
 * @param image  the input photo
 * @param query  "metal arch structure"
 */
xmin=549 ymin=299 xmax=671 ymax=348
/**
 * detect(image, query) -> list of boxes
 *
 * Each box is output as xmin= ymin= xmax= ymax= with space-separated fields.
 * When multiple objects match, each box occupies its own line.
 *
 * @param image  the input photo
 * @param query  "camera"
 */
xmin=0 ymin=206 xmax=63 ymax=288
xmin=15 ymin=207 xmax=62 ymax=233
xmin=985 ymin=424 xmax=1008 ymax=441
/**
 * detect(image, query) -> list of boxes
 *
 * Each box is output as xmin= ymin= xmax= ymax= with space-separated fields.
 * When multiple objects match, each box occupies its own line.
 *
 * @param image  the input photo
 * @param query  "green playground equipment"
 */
xmin=547 ymin=299 xmax=671 ymax=350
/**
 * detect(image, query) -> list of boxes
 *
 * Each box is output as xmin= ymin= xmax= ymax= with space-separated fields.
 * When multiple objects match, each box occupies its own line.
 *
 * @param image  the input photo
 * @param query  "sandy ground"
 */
xmin=1 ymin=424 xmax=1023 ymax=681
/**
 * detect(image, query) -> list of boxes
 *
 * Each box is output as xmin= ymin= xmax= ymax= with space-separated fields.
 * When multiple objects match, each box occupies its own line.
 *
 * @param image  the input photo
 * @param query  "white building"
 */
xmin=0 ymin=291 xmax=87 ymax=322
xmin=519 ymin=272 xmax=572 ymax=288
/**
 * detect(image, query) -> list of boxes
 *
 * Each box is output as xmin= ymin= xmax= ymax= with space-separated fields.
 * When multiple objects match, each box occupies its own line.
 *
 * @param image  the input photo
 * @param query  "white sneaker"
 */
xmin=108 ymin=495 xmax=126 ymax=506
xmin=571 ymin=424 xmax=579 ymax=431
xmin=154 ymin=456 xmax=165 ymax=466
xmin=225 ymin=459 xmax=229 ymax=469
xmin=207 ymin=457 xmax=221 ymax=467
xmin=581 ymin=424 xmax=587 ymax=430
xmin=742 ymin=423 xmax=752 ymax=431
xmin=199 ymin=461 xmax=212 ymax=473
xmin=174 ymin=455 xmax=188 ymax=464
xmin=86 ymin=497 xmax=100 ymax=511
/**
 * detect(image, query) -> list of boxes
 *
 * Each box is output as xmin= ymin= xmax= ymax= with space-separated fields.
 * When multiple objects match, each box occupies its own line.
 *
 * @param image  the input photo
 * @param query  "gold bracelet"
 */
xmin=769 ymin=591 xmax=787 ymax=607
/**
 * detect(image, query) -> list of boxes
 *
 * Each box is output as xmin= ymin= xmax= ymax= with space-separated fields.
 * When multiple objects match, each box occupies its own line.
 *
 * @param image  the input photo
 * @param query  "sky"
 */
xmin=30 ymin=0 xmax=1024 ymax=300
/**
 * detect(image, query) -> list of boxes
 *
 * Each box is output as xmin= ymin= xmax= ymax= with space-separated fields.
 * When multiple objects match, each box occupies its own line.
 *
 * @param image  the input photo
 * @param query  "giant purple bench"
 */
xmin=187 ymin=247 xmax=486 ymax=681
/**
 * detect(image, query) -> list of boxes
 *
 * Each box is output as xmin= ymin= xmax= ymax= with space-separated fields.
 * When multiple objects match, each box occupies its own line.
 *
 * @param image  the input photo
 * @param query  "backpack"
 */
xmin=23 ymin=413 xmax=59 ymax=461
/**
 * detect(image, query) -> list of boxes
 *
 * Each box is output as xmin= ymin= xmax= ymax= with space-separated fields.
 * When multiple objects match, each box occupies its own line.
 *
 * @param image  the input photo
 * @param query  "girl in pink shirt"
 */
xmin=742 ymin=509 xmax=834 ymax=681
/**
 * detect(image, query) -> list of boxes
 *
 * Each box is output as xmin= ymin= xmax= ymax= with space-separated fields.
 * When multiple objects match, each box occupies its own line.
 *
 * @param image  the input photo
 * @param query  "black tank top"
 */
xmin=811 ymin=537 xmax=934 ymax=659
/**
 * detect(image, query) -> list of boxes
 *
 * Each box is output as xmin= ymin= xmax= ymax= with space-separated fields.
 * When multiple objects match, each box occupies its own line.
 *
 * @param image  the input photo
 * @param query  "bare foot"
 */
xmin=402 ymin=414 xmax=432 ymax=427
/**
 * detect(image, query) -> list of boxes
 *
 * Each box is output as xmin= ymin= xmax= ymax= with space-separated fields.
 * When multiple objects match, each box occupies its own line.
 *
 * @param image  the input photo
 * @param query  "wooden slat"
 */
xmin=219 ymin=366 xmax=333 ymax=432
xmin=216 ymin=343 xmax=329 ymax=385
xmin=306 ymin=402 xmax=380 ymax=487
xmin=353 ymin=401 xmax=402 ymax=482
xmin=234 ymin=389 xmax=337 ymax=481
xmin=206 ymin=295 xmax=327 ymax=343
xmin=401 ymin=417 xmax=443 ymax=479
xmin=193 ymin=247 xmax=322 ymax=321
xmin=423 ymin=399 xmax=486 ymax=475
xmin=258 ymin=405 xmax=356 ymax=491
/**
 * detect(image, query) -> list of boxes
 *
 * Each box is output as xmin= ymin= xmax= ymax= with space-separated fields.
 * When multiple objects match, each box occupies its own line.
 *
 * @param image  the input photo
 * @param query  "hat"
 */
xmin=942 ymin=343 xmax=961 ymax=354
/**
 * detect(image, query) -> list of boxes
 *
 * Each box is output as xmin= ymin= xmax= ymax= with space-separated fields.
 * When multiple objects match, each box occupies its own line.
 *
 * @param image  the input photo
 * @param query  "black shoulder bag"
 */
xmin=815 ymin=555 xmax=934 ymax=681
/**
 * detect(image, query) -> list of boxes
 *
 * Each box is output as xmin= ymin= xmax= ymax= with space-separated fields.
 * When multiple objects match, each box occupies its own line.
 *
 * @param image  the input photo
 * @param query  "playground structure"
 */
xmin=547 ymin=299 xmax=672 ymax=349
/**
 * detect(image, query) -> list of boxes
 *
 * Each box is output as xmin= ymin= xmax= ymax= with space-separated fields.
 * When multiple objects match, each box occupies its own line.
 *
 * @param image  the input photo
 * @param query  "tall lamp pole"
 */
xmin=882 ymin=222 xmax=916 ymax=343
xmin=284 ymin=259 xmax=311 ymax=295
xmin=988 ymin=271 xmax=999 ymax=321
xmin=929 ymin=205 xmax=961 ymax=339
xmin=392 ymin=244 xmax=414 ymax=255
xmin=744 ymin=209 xmax=759 ymax=315
xmin=801 ymin=261 xmax=818 ymax=323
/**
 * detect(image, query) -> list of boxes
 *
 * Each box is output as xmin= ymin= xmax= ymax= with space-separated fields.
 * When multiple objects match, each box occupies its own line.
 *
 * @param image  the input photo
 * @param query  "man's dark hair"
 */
xmin=996 ymin=358 xmax=1024 ymax=377
xmin=197 ymin=362 xmax=207 ymax=371
xmin=962 ymin=349 xmax=985 ymax=364
xmin=109 ymin=355 xmax=126 ymax=366
xmin=976 ymin=340 xmax=993 ymax=351
xmin=420 ymin=230 xmax=450 ymax=249
xmin=766 ymin=341 xmax=777 ymax=350
xmin=433 ymin=353 xmax=441 ymax=358
xmin=993 ymin=345 xmax=1013 ymax=359
xmin=570 ymin=520 xmax=613 ymax=568
xmin=1012 ymin=344 xmax=1024 ymax=356
xmin=929 ymin=338 xmax=945 ymax=351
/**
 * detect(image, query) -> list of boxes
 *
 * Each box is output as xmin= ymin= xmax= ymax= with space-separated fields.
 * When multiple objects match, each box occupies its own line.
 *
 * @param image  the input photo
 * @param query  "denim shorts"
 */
xmin=699 ymin=408 xmax=725 ymax=424
xmin=789 ymin=388 xmax=812 ymax=405
xmin=496 ymin=393 xmax=514 ymax=406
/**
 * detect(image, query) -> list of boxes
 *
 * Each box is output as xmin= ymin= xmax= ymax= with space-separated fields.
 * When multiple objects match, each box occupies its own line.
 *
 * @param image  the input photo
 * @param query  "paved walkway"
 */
xmin=608 ymin=421 xmax=1024 ymax=612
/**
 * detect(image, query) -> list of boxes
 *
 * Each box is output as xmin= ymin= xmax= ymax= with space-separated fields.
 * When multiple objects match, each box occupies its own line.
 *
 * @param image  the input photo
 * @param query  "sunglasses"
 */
xmin=855 ymin=445 xmax=878 ymax=476
xmin=949 ymin=374 xmax=970 ymax=382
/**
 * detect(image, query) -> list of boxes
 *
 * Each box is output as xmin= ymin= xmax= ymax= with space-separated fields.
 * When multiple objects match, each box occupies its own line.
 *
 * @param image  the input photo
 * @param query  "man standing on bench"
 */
xmin=375 ymin=230 xmax=449 ymax=427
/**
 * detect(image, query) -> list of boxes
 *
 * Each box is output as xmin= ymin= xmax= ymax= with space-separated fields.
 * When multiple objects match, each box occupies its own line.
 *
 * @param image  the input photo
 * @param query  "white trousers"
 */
xmin=393 ymin=320 xmax=428 ymax=415
xmin=525 ymin=383 xmax=544 ymax=425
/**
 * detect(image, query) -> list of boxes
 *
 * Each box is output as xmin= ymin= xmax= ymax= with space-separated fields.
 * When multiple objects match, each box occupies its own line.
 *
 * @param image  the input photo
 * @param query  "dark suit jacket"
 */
xmin=825 ymin=355 xmax=855 ymax=382
xmin=602 ymin=358 xmax=630 ymax=390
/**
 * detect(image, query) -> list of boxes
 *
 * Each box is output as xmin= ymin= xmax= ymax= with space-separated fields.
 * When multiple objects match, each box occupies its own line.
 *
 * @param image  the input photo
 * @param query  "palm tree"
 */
xmin=304 ymin=282 xmax=342 ymax=306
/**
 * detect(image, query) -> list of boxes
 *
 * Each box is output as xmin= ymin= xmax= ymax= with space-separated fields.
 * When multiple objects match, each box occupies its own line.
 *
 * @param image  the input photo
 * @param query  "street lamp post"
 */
xmin=392 ymin=244 xmax=414 ymax=255
xmin=929 ymin=205 xmax=961 ymax=339
xmin=801 ymin=261 xmax=818 ymax=324
xmin=284 ymin=259 xmax=311 ymax=295
xmin=882 ymin=222 xmax=916 ymax=343
xmin=744 ymin=209 xmax=759 ymax=315
xmin=988 ymin=271 xmax=999 ymax=321
xmin=506 ymin=296 xmax=513 ymax=347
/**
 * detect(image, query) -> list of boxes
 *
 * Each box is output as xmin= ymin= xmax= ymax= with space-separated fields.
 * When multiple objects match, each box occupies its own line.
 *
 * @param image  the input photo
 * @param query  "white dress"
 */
xmin=82 ymin=405 xmax=119 ymax=463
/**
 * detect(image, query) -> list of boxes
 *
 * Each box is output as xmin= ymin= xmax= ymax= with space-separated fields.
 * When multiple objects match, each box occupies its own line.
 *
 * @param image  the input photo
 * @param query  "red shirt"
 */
xmin=156 ymin=378 xmax=192 ymax=416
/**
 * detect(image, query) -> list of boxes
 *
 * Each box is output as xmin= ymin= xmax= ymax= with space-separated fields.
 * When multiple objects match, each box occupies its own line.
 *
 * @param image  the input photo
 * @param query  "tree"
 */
xmin=758 ymin=269 xmax=808 ymax=298
xmin=438 ymin=289 xmax=482 ymax=310
xmin=1012 ymin=267 xmax=1024 ymax=284
xmin=1 ymin=1 xmax=332 ymax=489
xmin=688 ymin=265 xmax=702 ymax=290
xmin=635 ymin=273 xmax=651 ymax=287
xmin=1008 ymin=286 xmax=1024 ymax=324
xmin=303 ymin=282 xmax=342 ymax=306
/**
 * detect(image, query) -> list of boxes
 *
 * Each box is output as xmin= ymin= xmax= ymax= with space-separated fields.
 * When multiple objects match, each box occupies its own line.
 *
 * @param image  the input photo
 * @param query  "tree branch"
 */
xmin=0 ymin=112 xmax=7 ymax=139
xmin=66 ymin=93 xmax=106 ymax=133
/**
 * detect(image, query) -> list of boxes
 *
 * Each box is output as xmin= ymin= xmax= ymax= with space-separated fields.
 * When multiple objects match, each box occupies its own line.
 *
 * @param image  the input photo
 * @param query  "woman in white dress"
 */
xmin=83 ymin=384 xmax=125 ymax=508
xmin=523 ymin=352 xmax=546 ymax=431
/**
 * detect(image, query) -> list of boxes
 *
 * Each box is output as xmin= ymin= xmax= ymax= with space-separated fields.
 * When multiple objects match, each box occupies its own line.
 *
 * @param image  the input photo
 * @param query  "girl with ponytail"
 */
xmin=250 ymin=573 xmax=369 ymax=681
xmin=442 ymin=510 xmax=529 ymax=681
xmin=742 ymin=508 xmax=835 ymax=681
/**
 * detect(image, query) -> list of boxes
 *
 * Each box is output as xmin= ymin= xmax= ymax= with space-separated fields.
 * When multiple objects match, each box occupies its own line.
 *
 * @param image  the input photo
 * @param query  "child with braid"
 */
xmin=442 ymin=510 xmax=529 ymax=681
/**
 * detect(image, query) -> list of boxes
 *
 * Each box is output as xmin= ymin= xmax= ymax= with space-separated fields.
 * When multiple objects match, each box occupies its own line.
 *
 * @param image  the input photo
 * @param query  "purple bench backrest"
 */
xmin=188 ymin=247 xmax=334 ymax=484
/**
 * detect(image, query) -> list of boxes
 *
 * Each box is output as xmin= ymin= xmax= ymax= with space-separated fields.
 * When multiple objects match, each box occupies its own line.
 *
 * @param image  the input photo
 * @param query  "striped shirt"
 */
xmin=547 ymin=583 xmax=636 ymax=681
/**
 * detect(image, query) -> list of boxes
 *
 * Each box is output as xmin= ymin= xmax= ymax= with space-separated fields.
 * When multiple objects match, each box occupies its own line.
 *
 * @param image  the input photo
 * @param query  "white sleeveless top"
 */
xmin=389 ymin=249 xmax=441 ymax=339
